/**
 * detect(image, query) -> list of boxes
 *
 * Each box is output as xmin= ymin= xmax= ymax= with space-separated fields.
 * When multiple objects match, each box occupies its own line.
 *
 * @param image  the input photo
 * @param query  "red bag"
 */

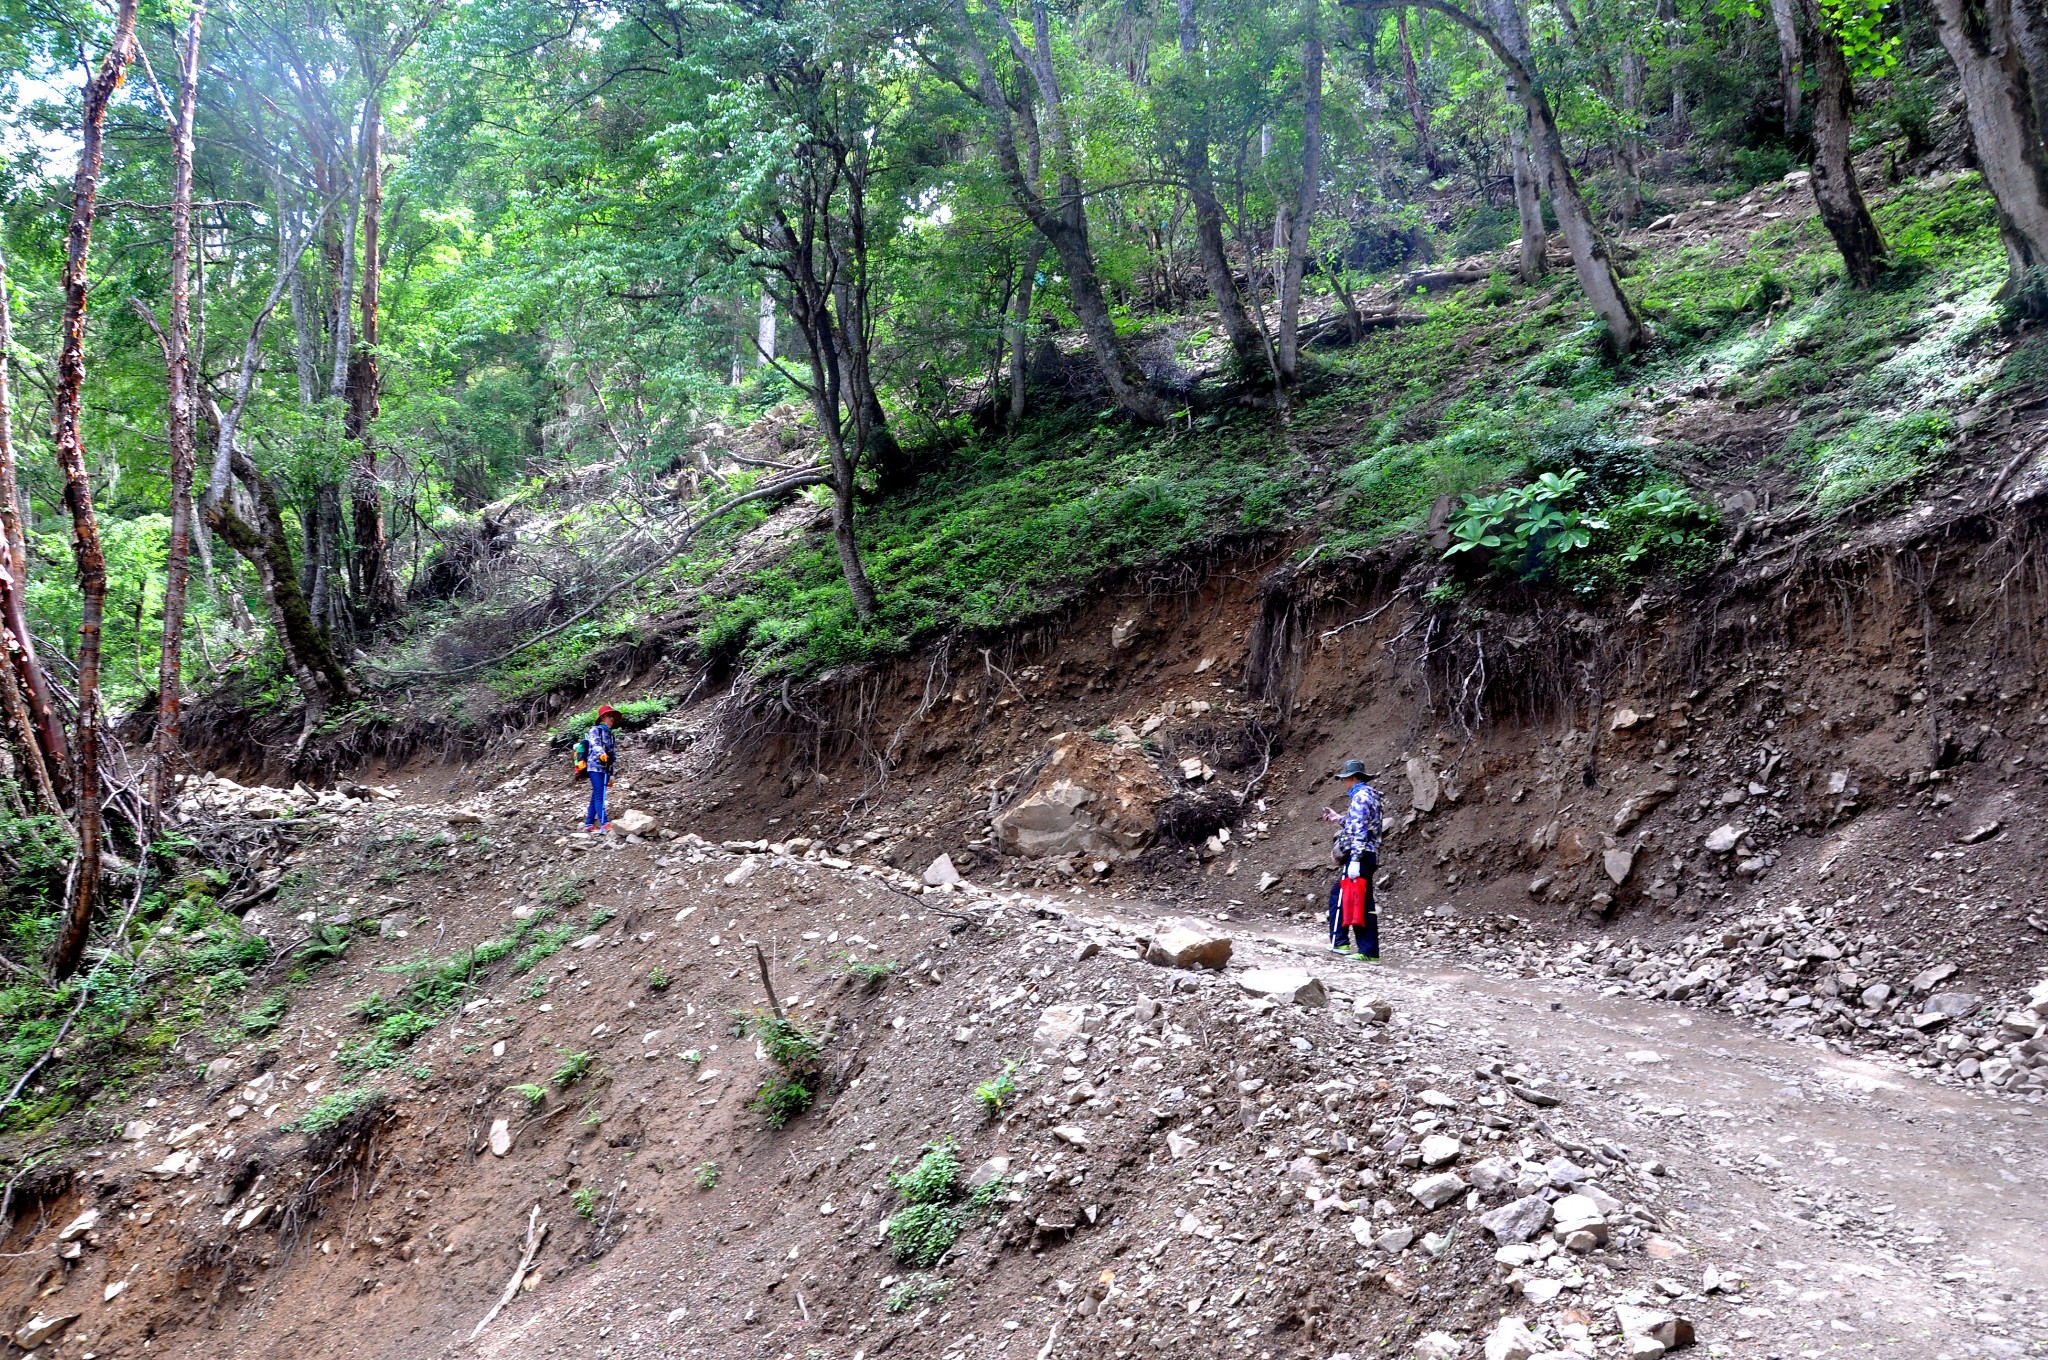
xmin=1338 ymin=874 xmax=1369 ymax=927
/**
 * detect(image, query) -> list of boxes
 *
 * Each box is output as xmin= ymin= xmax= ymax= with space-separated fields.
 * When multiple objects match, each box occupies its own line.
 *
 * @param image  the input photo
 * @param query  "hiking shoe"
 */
xmin=600 ymin=822 xmax=614 ymax=833
xmin=1331 ymin=945 xmax=1354 ymax=955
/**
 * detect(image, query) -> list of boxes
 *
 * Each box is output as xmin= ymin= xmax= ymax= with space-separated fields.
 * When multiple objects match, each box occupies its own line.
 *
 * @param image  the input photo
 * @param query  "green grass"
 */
xmin=287 ymin=1087 xmax=381 ymax=1134
xmin=883 ymin=1140 xmax=1009 ymax=1268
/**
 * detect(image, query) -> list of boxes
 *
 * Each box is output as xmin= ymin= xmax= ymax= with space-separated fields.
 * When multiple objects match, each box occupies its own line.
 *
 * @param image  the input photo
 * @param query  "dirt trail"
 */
xmin=1067 ymin=893 xmax=2048 ymax=1358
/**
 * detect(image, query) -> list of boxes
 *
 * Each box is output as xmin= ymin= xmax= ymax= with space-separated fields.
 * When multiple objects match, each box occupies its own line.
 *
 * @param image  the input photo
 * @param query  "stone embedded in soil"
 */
xmin=614 ymin=808 xmax=658 ymax=837
xmin=722 ymin=856 xmax=761 ymax=887
xmin=1616 ymin=1303 xmax=1696 ymax=1352
xmin=1144 ymin=922 xmax=1232 ymax=971
xmin=1166 ymin=1132 xmax=1201 ymax=1159
xmin=1912 ymin=961 xmax=1958 ymax=993
xmin=1551 ymin=1192 xmax=1610 ymax=1247
xmin=922 ymin=853 xmax=963 ymax=887
xmin=1236 ymin=968 xmax=1328 ymax=1006
xmin=1032 ymin=1004 xmax=1094 ymax=1052
xmin=1507 ymin=1080 xmax=1562 ymax=1108
xmin=1406 ymin=757 xmax=1441 ymax=813
xmin=1484 ymin=1315 xmax=1544 ymax=1360
xmin=13 ymin=1313 xmax=80 ymax=1349
xmin=1703 ymin=824 xmax=1744 ymax=854
xmin=56 ymin=1208 xmax=99 ymax=1242
xmin=489 ymin=1119 xmax=512 ymax=1157
xmin=1479 ymin=1194 xmax=1553 ymax=1243
xmin=1407 ymin=1172 xmax=1466 ymax=1209
xmin=1922 ymin=991 xmax=1981 ymax=1018
xmin=1418 ymin=1135 xmax=1462 ymax=1168
xmin=1051 ymin=1125 xmax=1089 ymax=1148
xmin=1604 ymin=848 xmax=1635 ymax=885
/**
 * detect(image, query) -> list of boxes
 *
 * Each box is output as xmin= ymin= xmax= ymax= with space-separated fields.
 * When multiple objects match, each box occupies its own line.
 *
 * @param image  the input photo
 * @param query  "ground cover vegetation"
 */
xmin=0 ymin=0 xmax=2040 ymax=1135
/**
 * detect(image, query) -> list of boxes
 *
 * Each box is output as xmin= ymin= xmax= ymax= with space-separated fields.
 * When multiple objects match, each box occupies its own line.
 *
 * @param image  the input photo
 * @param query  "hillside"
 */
xmin=4 ymin=0 xmax=2048 ymax=1355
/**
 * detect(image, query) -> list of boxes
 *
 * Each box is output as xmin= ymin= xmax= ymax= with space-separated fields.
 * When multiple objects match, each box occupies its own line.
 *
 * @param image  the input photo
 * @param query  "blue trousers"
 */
xmin=584 ymin=770 xmax=609 ymax=828
xmin=1327 ymin=853 xmax=1379 ymax=956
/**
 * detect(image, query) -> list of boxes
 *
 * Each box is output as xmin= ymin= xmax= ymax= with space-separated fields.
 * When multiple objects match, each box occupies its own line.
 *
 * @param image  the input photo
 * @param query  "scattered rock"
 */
xmin=1032 ymin=1004 xmax=1095 ymax=1052
xmin=1406 ymin=758 xmax=1441 ymax=813
xmin=13 ymin=1313 xmax=80 ymax=1350
xmin=1959 ymin=820 xmax=2002 ymax=844
xmin=1912 ymin=962 xmax=1957 ymax=994
xmin=1407 ymin=1172 xmax=1467 ymax=1210
xmin=1484 ymin=1315 xmax=1543 ymax=1360
xmin=1145 ymin=922 xmax=1233 ymax=971
xmin=922 ymin=853 xmax=963 ymax=887
xmin=614 ymin=808 xmax=658 ymax=837
xmin=1604 ymin=847 xmax=1635 ymax=885
xmin=1050 ymin=1125 xmax=1089 ymax=1148
xmin=1236 ymin=968 xmax=1328 ymax=1007
xmin=1703 ymin=824 xmax=1743 ymax=854
xmin=1418 ymin=1135 xmax=1462 ymax=1168
xmin=55 ymin=1208 xmax=99 ymax=1242
xmin=1166 ymin=1132 xmax=1201 ymax=1159
xmin=489 ymin=1119 xmax=512 ymax=1157
xmin=1478 ymin=1194 xmax=1552 ymax=1244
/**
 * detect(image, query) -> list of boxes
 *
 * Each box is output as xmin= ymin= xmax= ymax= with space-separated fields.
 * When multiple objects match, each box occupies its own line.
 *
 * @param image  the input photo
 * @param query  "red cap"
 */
xmin=597 ymin=705 xmax=620 ymax=721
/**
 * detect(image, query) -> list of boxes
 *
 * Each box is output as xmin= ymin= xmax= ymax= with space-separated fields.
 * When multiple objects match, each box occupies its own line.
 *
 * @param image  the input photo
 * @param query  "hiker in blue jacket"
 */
xmin=580 ymin=705 xmax=619 ymax=833
xmin=1320 ymin=759 xmax=1383 ymax=958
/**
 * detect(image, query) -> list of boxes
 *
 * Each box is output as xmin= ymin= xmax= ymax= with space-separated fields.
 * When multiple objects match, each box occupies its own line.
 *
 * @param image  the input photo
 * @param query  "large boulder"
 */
xmin=992 ymin=736 xmax=1172 ymax=860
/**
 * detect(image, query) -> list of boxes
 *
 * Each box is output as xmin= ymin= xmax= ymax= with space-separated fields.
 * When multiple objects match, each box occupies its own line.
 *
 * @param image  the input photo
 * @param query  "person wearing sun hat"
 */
xmin=1319 ymin=759 xmax=1382 ymax=958
xmin=579 ymin=705 xmax=621 ymax=833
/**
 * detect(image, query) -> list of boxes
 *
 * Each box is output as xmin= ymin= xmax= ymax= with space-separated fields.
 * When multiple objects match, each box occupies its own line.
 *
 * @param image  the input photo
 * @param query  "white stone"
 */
xmin=1407 ymin=1172 xmax=1466 ymax=1209
xmin=615 ymin=809 xmax=658 ymax=837
xmin=489 ymin=1119 xmax=512 ymax=1157
xmin=55 ymin=1208 xmax=99 ymax=1242
xmin=1419 ymin=1135 xmax=1462 ymax=1168
xmin=1703 ymin=824 xmax=1743 ymax=853
xmin=1236 ymin=968 xmax=1328 ymax=1007
xmin=922 ymin=853 xmax=963 ymax=887
xmin=1484 ymin=1316 xmax=1543 ymax=1360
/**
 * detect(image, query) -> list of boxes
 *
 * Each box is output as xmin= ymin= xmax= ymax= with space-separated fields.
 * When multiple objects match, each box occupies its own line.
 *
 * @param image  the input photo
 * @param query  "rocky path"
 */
xmin=1064 ymin=894 xmax=2048 ymax=1359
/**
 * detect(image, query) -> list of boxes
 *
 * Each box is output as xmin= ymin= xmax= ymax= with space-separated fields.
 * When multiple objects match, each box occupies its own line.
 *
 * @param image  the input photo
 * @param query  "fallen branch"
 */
xmin=753 ymin=942 xmax=786 ymax=1021
xmin=469 ymin=1204 xmax=547 ymax=1341
xmin=368 ymin=467 xmax=828 ymax=683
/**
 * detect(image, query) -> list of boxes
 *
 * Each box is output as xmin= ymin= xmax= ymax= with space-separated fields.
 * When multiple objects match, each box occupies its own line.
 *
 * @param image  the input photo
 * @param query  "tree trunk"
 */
xmin=0 ymin=231 xmax=69 ymax=795
xmin=0 ymin=630 xmax=62 ymax=825
xmin=1277 ymin=0 xmax=1325 ymax=384
xmin=50 ymin=0 xmax=141 ymax=984
xmin=1618 ymin=48 xmax=1646 ymax=217
xmin=1176 ymin=0 xmax=1263 ymax=368
xmin=206 ymin=453 xmax=351 ymax=706
xmin=1929 ymin=0 xmax=2048 ymax=309
xmin=154 ymin=0 xmax=206 ymax=816
xmin=1470 ymin=0 xmax=1648 ymax=353
xmin=1658 ymin=0 xmax=1688 ymax=137
xmin=1008 ymin=236 xmax=1045 ymax=422
xmin=1398 ymin=11 xmax=1441 ymax=172
xmin=200 ymin=191 xmax=349 ymax=710
xmin=1801 ymin=0 xmax=1888 ymax=286
xmin=346 ymin=90 xmax=401 ymax=623
xmin=1770 ymin=0 xmax=1804 ymax=139
xmin=757 ymin=291 xmax=777 ymax=364
xmin=1509 ymin=112 xmax=1548 ymax=282
xmin=953 ymin=0 xmax=1166 ymax=424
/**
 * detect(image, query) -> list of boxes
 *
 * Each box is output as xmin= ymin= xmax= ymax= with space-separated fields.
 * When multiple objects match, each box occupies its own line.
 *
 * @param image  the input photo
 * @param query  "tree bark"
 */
xmin=953 ymin=0 xmax=1167 ymax=424
xmin=1397 ymin=11 xmax=1441 ymax=172
xmin=346 ymin=88 xmax=401 ymax=623
xmin=1770 ymin=0 xmax=1804 ymax=139
xmin=50 ymin=0 xmax=142 ymax=984
xmin=1008 ymin=236 xmax=1045 ymax=421
xmin=1509 ymin=110 xmax=1548 ymax=282
xmin=1176 ymin=0 xmax=1263 ymax=368
xmin=1277 ymin=0 xmax=1325 ymax=384
xmin=0 ymin=231 xmax=69 ymax=794
xmin=1801 ymin=0 xmax=1888 ymax=286
xmin=1657 ymin=0 xmax=1687 ymax=137
xmin=1929 ymin=0 xmax=2048 ymax=309
xmin=1459 ymin=0 xmax=1648 ymax=352
xmin=154 ymin=0 xmax=206 ymax=815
